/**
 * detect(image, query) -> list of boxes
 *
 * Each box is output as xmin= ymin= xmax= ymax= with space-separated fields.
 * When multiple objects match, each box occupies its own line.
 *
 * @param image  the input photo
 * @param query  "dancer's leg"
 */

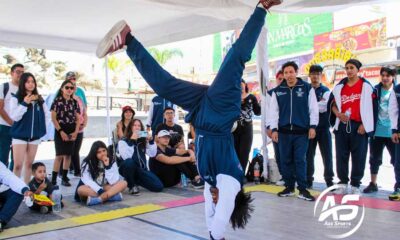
xmin=126 ymin=38 xmax=208 ymax=111
xmin=206 ymin=7 xmax=267 ymax=112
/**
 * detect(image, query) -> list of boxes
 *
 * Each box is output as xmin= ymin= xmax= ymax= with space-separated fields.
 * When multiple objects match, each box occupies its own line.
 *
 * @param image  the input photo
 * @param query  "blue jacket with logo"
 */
xmin=269 ymin=78 xmax=319 ymax=133
xmin=9 ymin=95 xmax=48 ymax=140
xmin=146 ymin=95 xmax=176 ymax=133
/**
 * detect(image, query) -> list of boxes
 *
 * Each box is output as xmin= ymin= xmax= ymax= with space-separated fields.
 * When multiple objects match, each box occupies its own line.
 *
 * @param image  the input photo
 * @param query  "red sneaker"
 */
xmin=96 ymin=20 xmax=131 ymax=58
xmin=259 ymin=0 xmax=282 ymax=10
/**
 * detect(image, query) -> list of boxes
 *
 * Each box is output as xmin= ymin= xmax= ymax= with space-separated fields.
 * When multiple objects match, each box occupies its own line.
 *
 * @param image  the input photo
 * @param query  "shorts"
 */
xmin=12 ymin=138 xmax=41 ymax=145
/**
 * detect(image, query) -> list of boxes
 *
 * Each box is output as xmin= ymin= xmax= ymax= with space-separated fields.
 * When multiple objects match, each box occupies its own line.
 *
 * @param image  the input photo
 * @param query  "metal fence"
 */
xmin=87 ymin=96 xmax=144 ymax=111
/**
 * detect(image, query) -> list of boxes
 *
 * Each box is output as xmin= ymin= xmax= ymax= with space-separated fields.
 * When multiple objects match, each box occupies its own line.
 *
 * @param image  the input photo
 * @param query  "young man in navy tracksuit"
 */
xmin=146 ymin=95 xmax=178 ymax=137
xmin=363 ymin=66 xmax=396 ymax=194
xmin=269 ymin=61 xmax=319 ymax=201
xmin=96 ymin=1 xmax=282 ymax=238
xmin=329 ymin=59 xmax=374 ymax=195
xmin=305 ymin=65 xmax=334 ymax=189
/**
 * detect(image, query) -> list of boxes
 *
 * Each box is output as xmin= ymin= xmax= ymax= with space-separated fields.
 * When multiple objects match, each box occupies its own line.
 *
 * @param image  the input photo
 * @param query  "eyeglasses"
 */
xmin=68 ymin=77 xmax=76 ymax=81
xmin=65 ymin=86 xmax=75 ymax=90
xmin=13 ymin=70 xmax=24 ymax=74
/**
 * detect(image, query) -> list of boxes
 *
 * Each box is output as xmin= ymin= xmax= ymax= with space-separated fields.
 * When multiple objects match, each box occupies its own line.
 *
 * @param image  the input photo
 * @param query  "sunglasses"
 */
xmin=64 ymin=86 xmax=75 ymax=90
xmin=68 ymin=77 xmax=76 ymax=80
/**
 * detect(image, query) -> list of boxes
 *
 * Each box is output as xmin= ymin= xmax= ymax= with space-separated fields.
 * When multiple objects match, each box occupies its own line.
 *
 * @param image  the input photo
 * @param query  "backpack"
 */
xmin=246 ymin=153 xmax=264 ymax=182
xmin=2 ymin=82 xmax=9 ymax=98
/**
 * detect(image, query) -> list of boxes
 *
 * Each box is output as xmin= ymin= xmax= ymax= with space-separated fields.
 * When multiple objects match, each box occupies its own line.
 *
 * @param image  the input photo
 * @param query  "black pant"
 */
xmin=335 ymin=122 xmax=368 ymax=187
xmin=233 ymin=121 xmax=253 ymax=173
xmin=306 ymin=128 xmax=334 ymax=184
xmin=369 ymin=136 xmax=395 ymax=174
xmin=70 ymin=132 xmax=83 ymax=174
xmin=151 ymin=162 xmax=199 ymax=188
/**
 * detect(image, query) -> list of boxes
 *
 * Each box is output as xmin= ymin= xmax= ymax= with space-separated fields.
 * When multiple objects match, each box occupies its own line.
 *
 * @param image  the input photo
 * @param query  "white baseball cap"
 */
xmin=157 ymin=130 xmax=171 ymax=138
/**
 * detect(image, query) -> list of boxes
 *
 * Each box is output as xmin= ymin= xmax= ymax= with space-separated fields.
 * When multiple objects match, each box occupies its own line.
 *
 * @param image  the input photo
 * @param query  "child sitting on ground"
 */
xmin=28 ymin=162 xmax=62 ymax=214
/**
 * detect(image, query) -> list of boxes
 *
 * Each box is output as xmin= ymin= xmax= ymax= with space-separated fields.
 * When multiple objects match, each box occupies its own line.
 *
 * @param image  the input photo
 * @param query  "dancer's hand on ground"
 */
xmin=60 ymin=131 xmax=69 ymax=141
xmin=392 ymin=133 xmax=399 ymax=143
xmin=271 ymin=132 xmax=278 ymax=143
xmin=308 ymin=129 xmax=316 ymax=139
xmin=357 ymin=124 xmax=365 ymax=135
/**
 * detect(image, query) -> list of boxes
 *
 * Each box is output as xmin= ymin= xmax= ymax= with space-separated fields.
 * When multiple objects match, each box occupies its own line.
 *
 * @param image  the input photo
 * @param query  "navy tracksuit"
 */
xmin=306 ymin=84 xmax=334 ymax=186
xmin=369 ymin=83 xmax=395 ymax=175
xmin=148 ymin=96 xmax=175 ymax=135
xmin=126 ymin=7 xmax=268 ymax=187
xmin=270 ymin=79 xmax=319 ymax=191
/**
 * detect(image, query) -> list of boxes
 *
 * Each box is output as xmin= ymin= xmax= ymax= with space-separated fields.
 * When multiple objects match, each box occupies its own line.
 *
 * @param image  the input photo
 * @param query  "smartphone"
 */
xmin=138 ymin=131 xmax=148 ymax=138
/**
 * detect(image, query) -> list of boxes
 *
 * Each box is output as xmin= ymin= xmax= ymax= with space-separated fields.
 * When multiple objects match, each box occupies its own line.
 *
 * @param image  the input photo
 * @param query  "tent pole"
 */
xmin=105 ymin=56 xmax=112 ymax=145
xmin=256 ymin=25 xmax=272 ymax=182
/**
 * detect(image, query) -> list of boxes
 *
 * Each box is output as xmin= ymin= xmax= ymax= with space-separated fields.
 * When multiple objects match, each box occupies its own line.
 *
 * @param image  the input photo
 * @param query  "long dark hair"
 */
xmin=81 ymin=141 xmax=108 ymax=180
xmin=124 ymin=119 xmax=146 ymax=152
xmin=230 ymin=189 xmax=254 ymax=229
xmin=55 ymin=79 xmax=75 ymax=99
xmin=16 ymin=72 xmax=43 ymax=104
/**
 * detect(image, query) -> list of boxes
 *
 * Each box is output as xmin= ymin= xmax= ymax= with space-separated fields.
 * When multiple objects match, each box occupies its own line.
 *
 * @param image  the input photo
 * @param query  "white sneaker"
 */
xmin=333 ymin=184 xmax=348 ymax=195
xmin=351 ymin=186 xmax=361 ymax=195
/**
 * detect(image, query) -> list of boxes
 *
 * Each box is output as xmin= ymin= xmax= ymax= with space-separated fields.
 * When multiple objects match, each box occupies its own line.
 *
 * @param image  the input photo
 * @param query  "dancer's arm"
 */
xmin=204 ymin=182 xmax=215 ymax=231
xmin=209 ymin=175 xmax=240 ymax=240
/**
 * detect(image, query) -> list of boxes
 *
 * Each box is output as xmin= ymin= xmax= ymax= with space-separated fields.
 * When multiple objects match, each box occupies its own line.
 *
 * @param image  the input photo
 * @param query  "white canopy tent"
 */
xmin=0 ymin=0 xmax=392 ymax=179
xmin=0 ymin=0 xmax=388 ymax=52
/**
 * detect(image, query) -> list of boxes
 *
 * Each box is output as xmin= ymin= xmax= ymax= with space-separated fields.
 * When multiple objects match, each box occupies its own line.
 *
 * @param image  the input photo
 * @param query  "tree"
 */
xmin=105 ymin=55 xmax=128 ymax=85
xmin=148 ymin=48 xmax=183 ymax=66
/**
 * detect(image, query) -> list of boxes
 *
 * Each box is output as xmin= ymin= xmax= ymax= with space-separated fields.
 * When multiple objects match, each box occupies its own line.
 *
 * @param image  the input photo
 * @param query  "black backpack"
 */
xmin=246 ymin=153 xmax=264 ymax=182
xmin=3 ymin=82 xmax=9 ymax=98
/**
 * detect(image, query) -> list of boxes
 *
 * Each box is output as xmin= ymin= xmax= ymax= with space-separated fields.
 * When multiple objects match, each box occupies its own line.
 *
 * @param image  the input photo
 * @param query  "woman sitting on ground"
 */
xmin=118 ymin=119 xmax=163 ymax=195
xmin=75 ymin=141 xmax=127 ymax=206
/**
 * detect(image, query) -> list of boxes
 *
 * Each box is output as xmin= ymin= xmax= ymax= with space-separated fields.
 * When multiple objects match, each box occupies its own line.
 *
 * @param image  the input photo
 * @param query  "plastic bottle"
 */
xmin=254 ymin=162 xmax=260 ymax=185
xmin=52 ymin=189 xmax=62 ymax=213
xmin=181 ymin=173 xmax=188 ymax=188
xmin=24 ymin=196 xmax=33 ymax=207
xmin=252 ymin=148 xmax=260 ymax=158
